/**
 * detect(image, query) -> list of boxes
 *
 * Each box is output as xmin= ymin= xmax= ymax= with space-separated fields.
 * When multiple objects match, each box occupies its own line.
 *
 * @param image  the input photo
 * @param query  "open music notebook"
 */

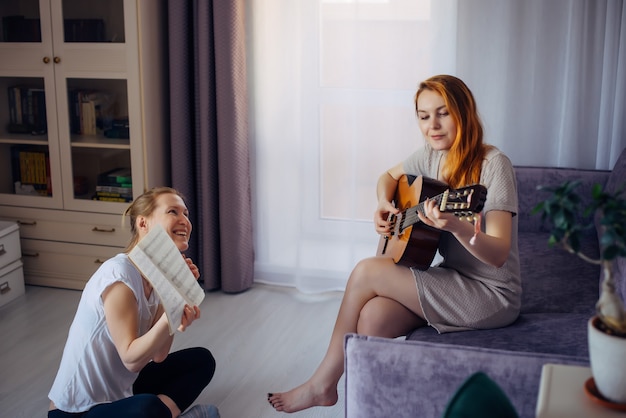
xmin=128 ymin=224 xmax=205 ymax=335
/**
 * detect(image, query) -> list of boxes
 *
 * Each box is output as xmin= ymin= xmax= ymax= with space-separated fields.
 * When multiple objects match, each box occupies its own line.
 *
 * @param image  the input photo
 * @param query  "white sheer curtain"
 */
xmin=247 ymin=0 xmax=626 ymax=292
xmin=455 ymin=0 xmax=626 ymax=170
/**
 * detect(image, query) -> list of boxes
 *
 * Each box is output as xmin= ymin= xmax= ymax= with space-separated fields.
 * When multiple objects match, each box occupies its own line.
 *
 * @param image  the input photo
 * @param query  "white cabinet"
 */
xmin=0 ymin=221 xmax=25 ymax=307
xmin=0 ymin=0 xmax=168 ymax=289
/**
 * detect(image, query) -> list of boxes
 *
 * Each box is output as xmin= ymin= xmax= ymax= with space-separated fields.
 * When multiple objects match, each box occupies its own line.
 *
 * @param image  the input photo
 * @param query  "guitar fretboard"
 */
xmin=397 ymin=188 xmax=478 ymax=233
xmin=399 ymin=191 xmax=447 ymax=232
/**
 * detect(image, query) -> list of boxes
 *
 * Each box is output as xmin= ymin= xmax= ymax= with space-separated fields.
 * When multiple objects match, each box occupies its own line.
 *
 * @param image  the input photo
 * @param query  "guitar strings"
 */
xmin=399 ymin=192 xmax=446 ymax=231
xmin=398 ymin=190 xmax=476 ymax=233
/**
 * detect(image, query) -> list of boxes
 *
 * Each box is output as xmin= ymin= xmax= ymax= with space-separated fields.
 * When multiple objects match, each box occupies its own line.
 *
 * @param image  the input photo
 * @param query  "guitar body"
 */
xmin=377 ymin=175 xmax=448 ymax=270
xmin=376 ymin=175 xmax=487 ymax=270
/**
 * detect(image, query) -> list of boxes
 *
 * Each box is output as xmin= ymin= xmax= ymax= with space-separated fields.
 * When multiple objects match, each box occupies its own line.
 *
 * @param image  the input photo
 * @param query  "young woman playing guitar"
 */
xmin=268 ymin=74 xmax=521 ymax=413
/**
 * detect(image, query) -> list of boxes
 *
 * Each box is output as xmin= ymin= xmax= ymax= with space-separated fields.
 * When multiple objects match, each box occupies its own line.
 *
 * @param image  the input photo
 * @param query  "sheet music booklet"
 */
xmin=128 ymin=224 xmax=205 ymax=335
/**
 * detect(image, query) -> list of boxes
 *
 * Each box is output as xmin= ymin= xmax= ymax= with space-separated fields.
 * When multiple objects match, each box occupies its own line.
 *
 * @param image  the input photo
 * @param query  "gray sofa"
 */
xmin=344 ymin=148 xmax=626 ymax=418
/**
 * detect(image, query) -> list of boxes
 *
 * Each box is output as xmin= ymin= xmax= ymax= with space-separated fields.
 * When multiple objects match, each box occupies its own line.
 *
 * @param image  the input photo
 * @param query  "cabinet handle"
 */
xmin=17 ymin=220 xmax=37 ymax=226
xmin=92 ymin=227 xmax=115 ymax=233
xmin=53 ymin=56 xmax=61 ymax=64
xmin=22 ymin=251 xmax=40 ymax=257
xmin=0 ymin=281 xmax=10 ymax=295
xmin=43 ymin=56 xmax=51 ymax=64
xmin=95 ymin=259 xmax=105 ymax=264
xmin=0 ymin=244 xmax=5 ymax=256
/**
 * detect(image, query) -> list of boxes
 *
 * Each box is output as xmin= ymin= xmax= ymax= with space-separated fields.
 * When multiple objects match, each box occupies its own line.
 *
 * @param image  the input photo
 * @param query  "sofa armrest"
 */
xmin=344 ymin=333 xmax=588 ymax=418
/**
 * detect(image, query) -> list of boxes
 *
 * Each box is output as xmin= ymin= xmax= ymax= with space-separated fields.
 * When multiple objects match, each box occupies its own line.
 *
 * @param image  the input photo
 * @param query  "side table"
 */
xmin=536 ymin=363 xmax=626 ymax=417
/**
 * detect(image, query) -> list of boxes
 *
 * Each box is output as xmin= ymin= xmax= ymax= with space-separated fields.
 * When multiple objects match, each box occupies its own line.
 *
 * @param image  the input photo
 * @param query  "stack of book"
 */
xmin=7 ymin=85 xmax=47 ymax=135
xmin=104 ymin=118 xmax=130 ymax=139
xmin=93 ymin=168 xmax=132 ymax=202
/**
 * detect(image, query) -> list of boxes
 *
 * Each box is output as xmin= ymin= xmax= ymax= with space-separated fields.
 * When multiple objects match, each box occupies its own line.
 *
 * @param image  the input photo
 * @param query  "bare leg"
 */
xmin=357 ymin=296 xmax=426 ymax=337
xmin=268 ymin=257 xmax=424 ymax=413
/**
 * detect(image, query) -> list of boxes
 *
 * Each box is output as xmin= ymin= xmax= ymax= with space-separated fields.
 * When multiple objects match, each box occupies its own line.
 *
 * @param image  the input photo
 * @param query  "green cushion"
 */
xmin=442 ymin=372 xmax=520 ymax=418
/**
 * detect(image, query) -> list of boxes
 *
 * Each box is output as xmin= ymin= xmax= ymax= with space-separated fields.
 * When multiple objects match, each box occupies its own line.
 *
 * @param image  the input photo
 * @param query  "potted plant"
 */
xmin=533 ymin=180 xmax=626 ymax=404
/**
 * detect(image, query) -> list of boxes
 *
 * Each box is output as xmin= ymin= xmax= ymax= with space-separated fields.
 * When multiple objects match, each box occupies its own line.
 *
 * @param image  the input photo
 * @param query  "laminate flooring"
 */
xmin=0 ymin=283 xmax=345 ymax=418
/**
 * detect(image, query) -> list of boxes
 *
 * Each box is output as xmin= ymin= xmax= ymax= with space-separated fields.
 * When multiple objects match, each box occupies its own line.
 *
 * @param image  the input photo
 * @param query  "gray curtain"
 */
xmin=167 ymin=0 xmax=254 ymax=293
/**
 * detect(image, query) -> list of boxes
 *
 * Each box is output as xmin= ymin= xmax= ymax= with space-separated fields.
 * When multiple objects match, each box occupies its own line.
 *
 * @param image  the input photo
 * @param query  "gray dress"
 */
xmin=403 ymin=146 xmax=521 ymax=333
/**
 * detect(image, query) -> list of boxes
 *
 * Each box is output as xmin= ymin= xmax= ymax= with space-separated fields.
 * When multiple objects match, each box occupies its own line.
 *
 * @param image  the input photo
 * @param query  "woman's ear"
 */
xmin=136 ymin=215 xmax=149 ymax=232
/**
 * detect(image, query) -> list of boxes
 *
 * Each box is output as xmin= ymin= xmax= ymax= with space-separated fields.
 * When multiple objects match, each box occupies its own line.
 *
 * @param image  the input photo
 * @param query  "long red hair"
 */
xmin=415 ymin=75 xmax=491 ymax=188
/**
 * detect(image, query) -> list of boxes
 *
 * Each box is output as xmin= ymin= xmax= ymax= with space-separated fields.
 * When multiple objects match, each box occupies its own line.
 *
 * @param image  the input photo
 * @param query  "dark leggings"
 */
xmin=48 ymin=347 xmax=216 ymax=418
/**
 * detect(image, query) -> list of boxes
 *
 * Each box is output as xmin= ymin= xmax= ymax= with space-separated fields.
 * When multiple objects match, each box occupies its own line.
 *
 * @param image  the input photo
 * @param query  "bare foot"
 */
xmin=267 ymin=380 xmax=338 ymax=413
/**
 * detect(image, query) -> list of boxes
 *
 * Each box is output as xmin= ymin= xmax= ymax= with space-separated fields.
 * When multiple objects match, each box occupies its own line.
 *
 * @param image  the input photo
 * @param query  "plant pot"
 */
xmin=588 ymin=316 xmax=626 ymax=404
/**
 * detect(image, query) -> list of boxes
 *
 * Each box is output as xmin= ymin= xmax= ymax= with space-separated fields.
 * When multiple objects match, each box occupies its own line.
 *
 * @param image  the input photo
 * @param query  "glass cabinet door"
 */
xmin=1 ymin=0 xmax=141 ymax=214
xmin=65 ymin=78 xmax=132 ymax=205
xmin=51 ymin=0 xmax=139 ymax=213
xmin=0 ymin=0 xmax=42 ymax=43
xmin=0 ymin=0 xmax=63 ymax=209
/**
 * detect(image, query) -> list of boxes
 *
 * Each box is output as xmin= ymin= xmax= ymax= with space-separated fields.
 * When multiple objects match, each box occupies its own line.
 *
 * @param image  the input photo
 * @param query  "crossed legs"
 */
xmin=268 ymin=256 xmax=427 ymax=413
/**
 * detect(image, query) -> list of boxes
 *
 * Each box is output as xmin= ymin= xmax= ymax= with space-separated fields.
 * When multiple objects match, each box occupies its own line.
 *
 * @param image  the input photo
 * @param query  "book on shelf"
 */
xmin=94 ymin=189 xmax=133 ymax=201
xmin=93 ymin=195 xmax=133 ymax=203
xmin=98 ymin=167 xmax=132 ymax=185
xmin=81 ymin=100 xmax=97 ymax=135
xmin=7 ymin=85 xmax=47 ymax=135
xmin=68 ymin=89 xmax=116 ymax=136
xmin=93 ymin=168 xmax=132 ymax=202
xmin=95 ymin=185 xmax=133 ymax=195
xmin=104 ymin=118 xmax=130 ymax=139
xmin=128 ymin=224 xmax=205 ymax=335
xmin=10 ymin=145 xmax=52 ymax=196
xmin=96 ymin=180 xmax=133 ymax=188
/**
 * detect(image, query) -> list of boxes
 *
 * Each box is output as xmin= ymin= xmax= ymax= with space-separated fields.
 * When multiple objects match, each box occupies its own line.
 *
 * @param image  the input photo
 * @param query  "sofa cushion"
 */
xmin=515 ymin=166 xmax=610 ymax=234
xmin=443 ymin=372 xmax=519 ymax=418
xmin=406 ymin=313 xmax=590 ymax=358
xmin=519 ymin=232 xmax=599 ymax=314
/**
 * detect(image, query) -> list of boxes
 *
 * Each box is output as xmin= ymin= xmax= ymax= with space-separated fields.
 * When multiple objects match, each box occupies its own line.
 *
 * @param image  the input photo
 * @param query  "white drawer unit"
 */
xmin=0 ymin=207 xmax=129 ymax=289
xmin=0 ymin=221 xmax=24 ymax=308
xmin=0 ymin=221 xmax=21 ymax=269
xmin=20 ymin=239 xmax=120 ymax=290
xmin=0 ymin=260 xmax=25 ymax=308
xmin=0 ymin=207 xmax=129 ymax=248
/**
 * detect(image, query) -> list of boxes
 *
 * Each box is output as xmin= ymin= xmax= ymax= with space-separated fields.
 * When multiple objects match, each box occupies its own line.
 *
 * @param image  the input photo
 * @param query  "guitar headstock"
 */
xmin=439 ymin=184 xmax=488 ymax=218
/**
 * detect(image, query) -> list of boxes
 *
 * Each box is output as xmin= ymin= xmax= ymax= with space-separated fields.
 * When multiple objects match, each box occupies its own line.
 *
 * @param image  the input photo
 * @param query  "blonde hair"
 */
xmin=123 ymin=187 xmax=186 ymax=252
xmin=414 ymin=75 xmax=492 ymax=188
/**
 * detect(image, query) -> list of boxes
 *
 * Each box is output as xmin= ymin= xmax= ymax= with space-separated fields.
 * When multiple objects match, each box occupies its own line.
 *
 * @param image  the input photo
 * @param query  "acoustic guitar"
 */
xmin=376 ymin=175 xmax=487 ymax=270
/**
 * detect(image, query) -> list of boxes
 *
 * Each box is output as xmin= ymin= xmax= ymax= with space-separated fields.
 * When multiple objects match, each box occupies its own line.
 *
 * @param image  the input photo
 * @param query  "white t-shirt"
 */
xmin=48 ymin=254 xmax=160 ymax=413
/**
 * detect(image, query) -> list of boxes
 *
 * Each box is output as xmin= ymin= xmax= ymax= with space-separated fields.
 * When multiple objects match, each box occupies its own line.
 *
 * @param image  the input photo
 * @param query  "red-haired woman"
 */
xmin=268 ymin=74 xmax=521 ymax=413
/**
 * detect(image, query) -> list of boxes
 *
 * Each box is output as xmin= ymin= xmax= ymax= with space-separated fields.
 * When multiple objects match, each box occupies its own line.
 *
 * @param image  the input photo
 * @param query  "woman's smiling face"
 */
xmin=416 ymin=89 xmax=457 ymax=151
xmin=143 ymin=193 xmax=192 ymax=252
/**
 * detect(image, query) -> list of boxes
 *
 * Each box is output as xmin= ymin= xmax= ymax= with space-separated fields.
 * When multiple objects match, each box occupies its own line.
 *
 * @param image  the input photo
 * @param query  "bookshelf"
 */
xmin=0 ymin=0 xmax=168 ymax=289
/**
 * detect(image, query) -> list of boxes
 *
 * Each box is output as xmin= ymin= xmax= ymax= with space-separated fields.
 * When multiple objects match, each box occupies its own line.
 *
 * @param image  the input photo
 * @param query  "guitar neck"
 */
xmin=400 ymin=190 xmax=448 ymax=230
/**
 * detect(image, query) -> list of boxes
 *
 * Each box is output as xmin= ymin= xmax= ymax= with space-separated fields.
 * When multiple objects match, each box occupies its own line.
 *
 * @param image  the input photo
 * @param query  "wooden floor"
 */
xmin=0 ymin=283 xmax=346 ymax=418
